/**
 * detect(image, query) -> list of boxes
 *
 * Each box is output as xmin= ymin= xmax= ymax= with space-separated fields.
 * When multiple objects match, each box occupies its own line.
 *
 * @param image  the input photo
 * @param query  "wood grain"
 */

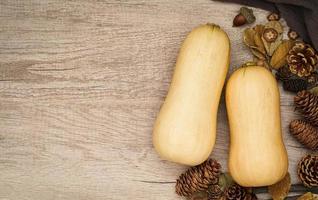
xmin=0 ymin=0 xmax=313 ymax=199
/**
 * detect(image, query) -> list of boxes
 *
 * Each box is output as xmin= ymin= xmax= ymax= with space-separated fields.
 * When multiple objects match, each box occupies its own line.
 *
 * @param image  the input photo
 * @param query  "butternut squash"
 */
xmin=153 ymin=24 xmax=230 ymax=166
xmin=226 ymin=66 xmax=288 ymax=187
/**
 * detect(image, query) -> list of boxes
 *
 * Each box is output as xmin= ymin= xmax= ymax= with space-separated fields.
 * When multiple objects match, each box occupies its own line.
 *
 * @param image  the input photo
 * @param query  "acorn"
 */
xmin=233 ymin=7 xmax=255 ymax=27
xmin=233 ymin=14 xmax=247 ymax=27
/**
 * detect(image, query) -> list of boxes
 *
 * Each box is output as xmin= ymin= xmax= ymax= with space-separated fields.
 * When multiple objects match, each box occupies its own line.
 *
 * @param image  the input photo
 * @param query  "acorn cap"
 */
xmin=240 ymin=7 xmax=255 ymax=24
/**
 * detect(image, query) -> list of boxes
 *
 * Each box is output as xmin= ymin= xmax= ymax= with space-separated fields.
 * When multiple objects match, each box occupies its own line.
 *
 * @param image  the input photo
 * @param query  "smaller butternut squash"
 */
xmin=226 ymin=66 xmax=288 ymax=187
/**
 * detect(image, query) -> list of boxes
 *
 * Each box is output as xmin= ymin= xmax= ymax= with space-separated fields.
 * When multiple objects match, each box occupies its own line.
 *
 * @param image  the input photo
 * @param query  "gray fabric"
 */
xmin=214 ymin=0 xmax=318 ymax=50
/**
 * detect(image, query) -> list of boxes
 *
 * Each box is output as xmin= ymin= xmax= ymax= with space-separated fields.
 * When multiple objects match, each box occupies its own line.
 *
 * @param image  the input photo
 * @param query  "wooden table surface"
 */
xmin=0 ymin=0 xmax=314 ymax=199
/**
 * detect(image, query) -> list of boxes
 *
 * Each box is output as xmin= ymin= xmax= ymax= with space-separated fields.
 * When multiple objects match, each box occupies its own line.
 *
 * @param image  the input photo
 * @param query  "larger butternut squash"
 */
xmin=226 ymin=66 xmax=288 ymax=187
xmin=153 ymin=24 xmax=230 ymax=166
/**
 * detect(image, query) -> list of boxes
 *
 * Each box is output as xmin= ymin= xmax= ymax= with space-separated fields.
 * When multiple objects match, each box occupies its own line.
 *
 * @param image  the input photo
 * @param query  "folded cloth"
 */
xmin=214 ymin=0 xmax=318 ymax=50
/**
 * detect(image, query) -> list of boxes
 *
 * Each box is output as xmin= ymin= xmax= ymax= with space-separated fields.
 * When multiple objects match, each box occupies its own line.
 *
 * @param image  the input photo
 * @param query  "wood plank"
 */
xmin=0 ymin=0 xmax=312 ymax=199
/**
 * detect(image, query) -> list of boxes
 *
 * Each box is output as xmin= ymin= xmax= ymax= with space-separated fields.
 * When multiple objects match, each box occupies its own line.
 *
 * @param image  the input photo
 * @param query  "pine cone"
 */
xmin=225 ymin=184 xmax=248 ymax=200
xmin=298 ymin=154 xmax=318 ymax=188
xmin=283 ymin=79 xmax=308 ymax=93
xmin=175 ymin=159 xmax=221 ymax=196
xmin=290 ymin=120 xmax=318 ymax=150
xmin=287 ymin=42 xmax=318 ymax=77
xmin=294 ymin=90 xmax=318 ymax=126
xmin=207 ymin=185 xmax=224 ymax=200
xmin=276 ymin=65 xmax=294 ymax=82
xmin=308 ymin=72 xmax=318 ymax=85
xmin=189 ymin=191 xmax=208 ymax=200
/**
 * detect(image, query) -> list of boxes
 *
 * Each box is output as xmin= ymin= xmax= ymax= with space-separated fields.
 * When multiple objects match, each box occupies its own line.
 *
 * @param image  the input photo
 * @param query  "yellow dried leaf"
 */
xmin=254 ymin=32 xmax=266 ymax=54
xmin=244 ymin=25 xmax=267 ymax=59
xmin=254 ymin=24 xmax=265 ymax=35
xmin=268 ymin=172 xmax=291 ymax=200
xmin=297 ymin=192 xmax=313 ymax=200
xmin=251 ymin=48 xmax=266 ymax=60
xmin=309 ymin=86 xmax=318 ymax=95
xmin=263 ymin=60 xmax=271 ymax=71
xmin=261 ymin=21 xmax=284 ymax=56
xmin=265 ymin=21 xmax=283 ymax=33
xmin=254 ymin=25 xmax=266 ymax=53
xmin=270 ymin=40 xmax=295 ymax=70
xmin=243 ymin=28 xmax=256 ymax=48
xmin=218 ymin=172 xmax=234 ymax=190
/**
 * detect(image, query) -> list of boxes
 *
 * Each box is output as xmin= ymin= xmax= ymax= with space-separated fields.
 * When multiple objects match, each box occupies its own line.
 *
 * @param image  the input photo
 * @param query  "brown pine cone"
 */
xmin=225 ymin=184 xmax=248 ymax=200
xmin=308 ymin=72 xmax=318 ymax=85
xmin=298 ymin=154 xmax=318 ymax=188
xmin=189 ymin=191 xmax=208 ymax=200
xmin=283 ymin=79 xmax=308 ymax=93
xmin=207 ymin=185 xmax=224 ymax=200
xmin=290 ymin=120 xmax=318 ymax=150
xmin=275 ymin=66 xmax=294 ymax=82
xmin=287 ymin=42 xmax=318 ymax=77
xmin=294 ymin=90 xmax=318 ymax=126
xmin=175 ymin=159 xmax=221 ymax=196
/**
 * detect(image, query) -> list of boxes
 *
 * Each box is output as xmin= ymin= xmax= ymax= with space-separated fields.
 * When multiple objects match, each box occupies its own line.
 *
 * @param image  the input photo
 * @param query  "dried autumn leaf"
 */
xmin=243 ymin=28 xmax=257 ymax=48
xmin=218 ymin=172 xmax=234 ymax=191
xmin=253 ymin=25 xmax=266 ymax=55
xmin=254 ymin=24 xmax=265 ymax=35
xmin=254 ymin=32 xmax=266 ymax=55
xmin=297 ymin=192 xmax=314 ymax=200
xmin=265 ymin=21 xmax=283 ymax=34
xmin=270 ymin=40 xmax=295 ymax=70
xmin=262 ymin=21 xmax=284 ymax=56
xmin=243 ymin=25 xmax=266 ymax=54
xmin=263 ymin=60 xmax=271 ymax=71
xmin=268 ymin=172 xmax=291 ymax=200
xmin=309 ymin=86 xmax=318 ymax=95
xmin=251 ymin=48 xmax=266 ymax=60
xmin=244 ymin=25 xmax=267 ymax=59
